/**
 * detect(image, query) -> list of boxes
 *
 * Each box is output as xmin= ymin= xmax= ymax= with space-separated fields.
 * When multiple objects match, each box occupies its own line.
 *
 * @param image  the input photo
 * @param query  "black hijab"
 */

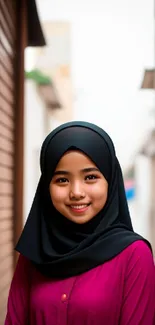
xmin=16 ymin=121 xmax=151 ymax=278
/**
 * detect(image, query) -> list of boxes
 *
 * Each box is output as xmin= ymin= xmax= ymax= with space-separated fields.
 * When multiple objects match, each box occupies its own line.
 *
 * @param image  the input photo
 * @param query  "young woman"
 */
xmin=5 ymin=121 xmax=155 ymax=324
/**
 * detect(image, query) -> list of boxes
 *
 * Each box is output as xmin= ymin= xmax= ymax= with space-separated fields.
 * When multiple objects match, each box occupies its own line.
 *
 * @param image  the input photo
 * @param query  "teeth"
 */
xmin=70 ymin=205 xmax=88 ymax=209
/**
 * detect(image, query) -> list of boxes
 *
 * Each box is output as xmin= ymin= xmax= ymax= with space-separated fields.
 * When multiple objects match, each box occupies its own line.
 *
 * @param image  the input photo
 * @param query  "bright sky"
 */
xmin=28 ymin=0 xmax=154 ymax=169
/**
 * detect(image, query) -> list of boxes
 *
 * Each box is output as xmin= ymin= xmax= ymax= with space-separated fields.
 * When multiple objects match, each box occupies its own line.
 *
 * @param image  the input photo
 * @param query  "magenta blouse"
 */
xmin=5 ymin=240 xmax=155 ymax=325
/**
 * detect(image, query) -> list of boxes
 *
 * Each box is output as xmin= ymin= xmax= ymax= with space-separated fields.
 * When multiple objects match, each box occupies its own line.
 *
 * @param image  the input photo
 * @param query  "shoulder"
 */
xmin=123 ymin=240 xmax=153 ymax=262
xmin=121 ymin=240 xmax=155 ymax=277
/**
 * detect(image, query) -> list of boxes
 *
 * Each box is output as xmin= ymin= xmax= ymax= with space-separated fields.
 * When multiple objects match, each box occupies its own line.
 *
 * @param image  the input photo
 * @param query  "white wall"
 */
xmin=24 ymin=81 xmax=47 ymax=221
xmin=35 ymin=0 xmax=154 ymax=170
xmin=131 ymin=155 xmax=152 ymax=240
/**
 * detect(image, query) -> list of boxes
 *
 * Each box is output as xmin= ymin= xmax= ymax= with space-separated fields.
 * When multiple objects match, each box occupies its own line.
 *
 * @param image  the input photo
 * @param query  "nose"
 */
xmin=69 ymin=181 xmax=85 ymax=200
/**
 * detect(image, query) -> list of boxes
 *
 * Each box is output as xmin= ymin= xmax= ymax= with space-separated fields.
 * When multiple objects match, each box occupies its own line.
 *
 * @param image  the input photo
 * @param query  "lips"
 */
xmin=70 ymin=204 xmax=89 ymax=209
xmin=67 ymin=203 xmax=90 ymax=213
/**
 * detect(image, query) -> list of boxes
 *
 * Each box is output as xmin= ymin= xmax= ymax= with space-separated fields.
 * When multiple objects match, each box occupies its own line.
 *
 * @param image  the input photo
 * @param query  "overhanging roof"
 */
xmin=141 ymin=69 xmax=155 ymax=89
xmin=27 ymin=0 xmax=46 ymax=47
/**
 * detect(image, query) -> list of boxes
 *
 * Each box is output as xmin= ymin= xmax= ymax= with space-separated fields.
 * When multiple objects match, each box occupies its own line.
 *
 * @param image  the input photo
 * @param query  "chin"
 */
xmin=68 ymin=215 xmax=93 ymax=224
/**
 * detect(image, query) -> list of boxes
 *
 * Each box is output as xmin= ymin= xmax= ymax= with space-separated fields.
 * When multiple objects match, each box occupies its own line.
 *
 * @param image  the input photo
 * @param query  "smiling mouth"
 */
xmin=67 ymin=203 xmax=90 ymax=213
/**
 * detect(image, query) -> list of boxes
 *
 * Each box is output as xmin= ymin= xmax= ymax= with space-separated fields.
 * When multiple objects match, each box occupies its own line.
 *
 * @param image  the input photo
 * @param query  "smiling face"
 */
xmin=49 ymin=150 xmax=108 ymax=224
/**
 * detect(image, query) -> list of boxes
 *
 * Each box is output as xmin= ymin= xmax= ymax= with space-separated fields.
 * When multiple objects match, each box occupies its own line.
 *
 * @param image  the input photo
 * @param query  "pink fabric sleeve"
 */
xmin=4 ymin=254 xmax=31 ymax=325
xmin=120 ymin=241 xmax=155 ymax=325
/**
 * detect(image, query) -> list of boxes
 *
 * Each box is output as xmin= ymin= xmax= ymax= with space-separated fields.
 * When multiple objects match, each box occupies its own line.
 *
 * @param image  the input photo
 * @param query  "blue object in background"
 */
xmin=124 ymin=179 xmax=135 ymax=201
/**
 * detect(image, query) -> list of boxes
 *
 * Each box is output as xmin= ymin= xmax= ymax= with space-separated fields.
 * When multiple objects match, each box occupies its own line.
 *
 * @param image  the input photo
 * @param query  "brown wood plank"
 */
xmin=0 ymin=309 xmax=7 ymax=325
xmin=0 ymin=124 xmax=14 ymax=138
xmin=0 ymin=29 xmax=14 ymax=57
xmin=0 ymin=111 xmax=14 ymax=129
xmin=0 ymin=49 xmax=14 ymax=80
xmin=0 ymin=181 xmax=13 ymax=195
xmin=0 ymin=109 xmax=14 ymax=128
xmin=0 ymin=62 xmax=14 ymax=93
xmin=0 ymin=96 xmax=14 ymax=118
xmin=0 ymin=209 xmax=13 ymax=219
xmin=0 ymin=0 xmax=17 ymax=323
xmin=0 ymin=195 xmax=13 ymax=208
xmin=0 ymin=241 xmax=13 ymax=259
xmin=0 ymin=284 xmax=10 ymax=323
xmin=0 ymin=124 xmax=14 ymax=143
xmin=0 ymin=229 xmax=13 ymax=245
xmin=0 ymin=81 xmax=14 ymax=107
xmin=0 ymin=111 xmax=15 ymax=132
xmin=0 ymin=78 xmax=14 ymax=105
xmin=13 ymin=0 xmax=26 ymax=255
xmin=0 ymin=151 xmax=14 ymax=167
xmin=0 ymin=218 xmax=13 ymax=231
xmin=0 ymin=11 xmax=15 ymax=49
xmin=0 ymin=133 xmax=14 ymax=152
xmin=0 ymin=284 xmax=10 ymax=304
xmin=0 ymin=285 xmax=10 ymax=302
xmin=5 ymin=0 xmax=16 ymax=18
xmin=0 ymin=140 xmax=14 ymax=155
xmin=0 ymin=308 xmax=7 ymax=325
xmin=1 ymin=0 xmax=16 ymax=36
xmin=0 ymin=136 xmax=14 ymax=153
xmin=0 ymin=56 xmax=14 ymax=79
xmin=0 ymin=124 xmax=14 ymax=142
xmin=0 ymin=271 xmax=13 ymax=291
xmin=0 ymin=285 xmax=11 ymax=313
xmin=0 ymin=268 xmax=13 ymax=292
xmin=0 ymin=165 xmax=13 ymax=181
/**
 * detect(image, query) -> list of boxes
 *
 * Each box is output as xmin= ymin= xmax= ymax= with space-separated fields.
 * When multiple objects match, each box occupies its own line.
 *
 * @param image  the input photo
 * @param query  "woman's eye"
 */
xmin=56 ymin=178 xmax=68 ymax=183
xmin=85 ymin=174 xmax=97 ymax=181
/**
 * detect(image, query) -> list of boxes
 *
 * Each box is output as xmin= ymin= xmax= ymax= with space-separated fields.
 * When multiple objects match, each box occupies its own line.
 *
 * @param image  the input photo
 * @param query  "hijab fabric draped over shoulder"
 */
xmin=16 ymin=121 xmax=151 ymax=278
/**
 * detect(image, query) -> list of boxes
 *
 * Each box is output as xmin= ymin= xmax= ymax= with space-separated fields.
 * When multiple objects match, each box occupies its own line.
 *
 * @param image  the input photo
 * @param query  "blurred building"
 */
xmin=23 ymin=70 xmax=62 ymax=221
xmin=139 ymin=68 xmax=155 ymax=254
xmin=24 ymin=21 xmax=73 ymax=220
xmin=0 ymin=0 xmax=45 ymax=322
xmin=132 ymin=68 xmax=155 ymax=254
xmin=139 ymin=131 xmax=155 ymax=255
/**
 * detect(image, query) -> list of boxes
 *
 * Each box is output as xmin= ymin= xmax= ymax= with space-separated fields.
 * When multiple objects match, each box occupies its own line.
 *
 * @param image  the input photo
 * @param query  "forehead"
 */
xmin=55 ymin=150 xmax=97 ymax=170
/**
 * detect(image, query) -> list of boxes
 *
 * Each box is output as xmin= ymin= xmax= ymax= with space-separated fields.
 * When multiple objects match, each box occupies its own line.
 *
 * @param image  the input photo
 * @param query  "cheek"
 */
xmin=50 ymin=186 xmax=68 ymax=204
xmin=88 ymin=184 xmax=108 ymax=205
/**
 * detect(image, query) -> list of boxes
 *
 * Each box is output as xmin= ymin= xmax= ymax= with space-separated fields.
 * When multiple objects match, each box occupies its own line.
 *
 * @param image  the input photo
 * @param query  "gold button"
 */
xmin=61 ymin=293 xmax=67 ymax=302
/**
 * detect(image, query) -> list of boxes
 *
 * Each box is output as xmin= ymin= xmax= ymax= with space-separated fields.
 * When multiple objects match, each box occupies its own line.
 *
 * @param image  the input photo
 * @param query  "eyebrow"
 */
xmin=53 ymin=167 xmax=100 ymax=176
